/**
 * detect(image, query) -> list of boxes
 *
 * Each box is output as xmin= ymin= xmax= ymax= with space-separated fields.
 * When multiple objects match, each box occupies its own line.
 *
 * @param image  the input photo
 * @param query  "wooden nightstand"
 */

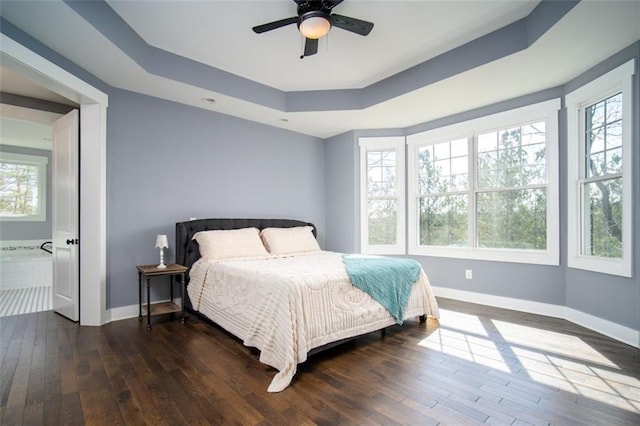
xmin=136 ymin=263 xmax=188 ymax=330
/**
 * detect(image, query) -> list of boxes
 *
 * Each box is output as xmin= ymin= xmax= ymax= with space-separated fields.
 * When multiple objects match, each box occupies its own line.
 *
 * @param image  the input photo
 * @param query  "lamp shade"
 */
xmin=155 ymin=234 xmax=168 ymax=249
xmin=298 ymin=12 xmax=331 ymax=39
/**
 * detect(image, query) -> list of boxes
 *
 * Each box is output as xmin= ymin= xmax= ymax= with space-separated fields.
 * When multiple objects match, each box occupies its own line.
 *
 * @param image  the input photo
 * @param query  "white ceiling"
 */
xmin=1 ymin=0 xmax=639 ymax=138
xmin=0 ymin=66 xmax=73 ymax=105
xmin=107 ymin=0 xmax=538 ymax=91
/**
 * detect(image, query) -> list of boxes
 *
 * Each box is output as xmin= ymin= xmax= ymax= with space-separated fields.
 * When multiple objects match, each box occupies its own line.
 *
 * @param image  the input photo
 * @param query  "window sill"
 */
xmin=0 ymin=217 xmax=46 ymax=222
xmin=409 ymin=246 xmax=559 ymax=266
xmin=568 ymin=256 xmax=633 ymax=278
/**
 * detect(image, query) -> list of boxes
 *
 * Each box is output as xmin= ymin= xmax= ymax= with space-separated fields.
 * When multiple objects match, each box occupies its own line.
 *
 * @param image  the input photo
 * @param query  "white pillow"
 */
xmin=260 ymin=226 xmax=320 ymax=255
xmin=193 ymin=227 xmax=269 ymax=260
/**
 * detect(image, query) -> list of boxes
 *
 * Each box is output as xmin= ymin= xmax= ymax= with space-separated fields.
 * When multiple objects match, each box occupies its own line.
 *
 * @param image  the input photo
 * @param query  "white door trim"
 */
xmin=1 ymin=32 xmax=109 ymax=325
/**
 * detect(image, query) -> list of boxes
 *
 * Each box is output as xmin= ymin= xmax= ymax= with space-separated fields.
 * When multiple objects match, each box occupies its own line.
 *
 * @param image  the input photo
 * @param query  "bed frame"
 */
xmin=175 ymin=218 xmax=316 ymax=309
xmin=174 ymin=217 xmax=427 ymax=375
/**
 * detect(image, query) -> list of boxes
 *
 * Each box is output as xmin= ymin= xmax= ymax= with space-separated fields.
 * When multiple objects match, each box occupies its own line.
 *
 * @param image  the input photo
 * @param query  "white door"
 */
xmin=52 ymin=110 xmax=79 ymax=321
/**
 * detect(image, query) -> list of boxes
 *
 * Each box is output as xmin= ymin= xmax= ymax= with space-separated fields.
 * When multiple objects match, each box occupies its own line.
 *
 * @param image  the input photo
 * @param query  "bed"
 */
xmin=175 ymin=218 xmax=439 ymax=392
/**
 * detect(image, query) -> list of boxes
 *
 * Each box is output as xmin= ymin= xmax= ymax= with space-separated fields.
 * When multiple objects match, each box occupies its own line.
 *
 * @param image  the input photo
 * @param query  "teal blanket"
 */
xmin=342 ymin=255 xmax=421 ymax=325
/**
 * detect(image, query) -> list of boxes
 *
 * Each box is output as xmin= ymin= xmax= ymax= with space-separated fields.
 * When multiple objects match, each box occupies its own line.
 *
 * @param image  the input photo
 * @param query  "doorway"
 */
xmin=0 ymin=104 xmax=82 ymax=321
xmin=1 ymin=32 xmax=109 ymax=325
xmin=0 ymin=107 xmax=61 ymax=317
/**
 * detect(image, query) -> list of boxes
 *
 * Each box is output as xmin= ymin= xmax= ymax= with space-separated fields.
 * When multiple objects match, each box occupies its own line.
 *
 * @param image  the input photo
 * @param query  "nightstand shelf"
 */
xmin=141 ymin=301 xmax=181 ymax=316
xmin=136 ymin=263 xmax=188 ymax=330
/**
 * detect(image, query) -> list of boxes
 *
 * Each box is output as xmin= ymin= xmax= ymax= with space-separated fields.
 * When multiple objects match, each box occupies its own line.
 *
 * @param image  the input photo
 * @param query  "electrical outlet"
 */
xmin=465 ymin=269 xmax=473 ymax=280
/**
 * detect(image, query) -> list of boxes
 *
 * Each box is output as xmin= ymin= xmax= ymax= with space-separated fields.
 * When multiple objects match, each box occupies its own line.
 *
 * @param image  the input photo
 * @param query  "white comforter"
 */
xmin=188 ymin=251 xmax=439 ymax=392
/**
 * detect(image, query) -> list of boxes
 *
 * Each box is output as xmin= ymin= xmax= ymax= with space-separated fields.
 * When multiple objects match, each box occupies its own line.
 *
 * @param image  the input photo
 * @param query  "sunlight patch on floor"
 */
xmin=434 ymin=308 xmax=490 ymax=337
xmin=525 ymin=368 xmax=640 ymax=412
xmin=491 ymin=319 xmax=618 ymax=368
xmin=418 ymin=309 xmax=640 ymax=414
xmin=508 ymin=346 xmax=640 ymax=411
xmin=418 ymin=326 xmax=511 ymax=372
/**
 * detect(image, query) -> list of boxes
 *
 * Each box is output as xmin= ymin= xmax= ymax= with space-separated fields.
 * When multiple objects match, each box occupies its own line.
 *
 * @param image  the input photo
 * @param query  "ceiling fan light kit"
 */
xmin=252 ymin=0 xmax=373 ymax=58
xmin=298 ymin=12 xmax=331 ymax=39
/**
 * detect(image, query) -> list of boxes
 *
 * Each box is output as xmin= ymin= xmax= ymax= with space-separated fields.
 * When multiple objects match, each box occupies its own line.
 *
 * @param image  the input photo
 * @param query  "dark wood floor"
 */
xmin=1 ymin=298 xmax=638 ymax=425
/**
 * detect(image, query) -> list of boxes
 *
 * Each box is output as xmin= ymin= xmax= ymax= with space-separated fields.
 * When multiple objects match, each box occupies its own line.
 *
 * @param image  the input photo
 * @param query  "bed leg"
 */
xmin=419 ymin=315 xmax=427 ymax=323
xmin=381 ymin=328 xmax=386 ymax=338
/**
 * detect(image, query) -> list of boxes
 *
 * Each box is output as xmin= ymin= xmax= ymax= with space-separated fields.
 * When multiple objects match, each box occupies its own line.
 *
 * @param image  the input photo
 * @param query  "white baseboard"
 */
xmin=564 ymin=307 xmax=640 ymax=349
xmin=432 ymin=286 xmax=639 ymax=349
xmin=109 ymin=298 xmax=183 ymax=322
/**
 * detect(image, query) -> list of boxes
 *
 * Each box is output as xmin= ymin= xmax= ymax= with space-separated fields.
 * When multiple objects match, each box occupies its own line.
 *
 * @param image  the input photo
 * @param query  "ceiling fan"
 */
xmin=252 ymin=0 xmax=374 ymax=58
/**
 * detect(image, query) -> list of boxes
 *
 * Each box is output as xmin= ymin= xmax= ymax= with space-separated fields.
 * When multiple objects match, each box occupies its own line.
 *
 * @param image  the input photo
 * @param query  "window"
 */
xmin=407 ymin=99 xmax=560 ymax=265
xmin=415 ymin=138 xmax=469 ymax=247
xmin=0 ymin=152 xmax=48 ymax=221
xmin=359 ymin=137 xmax=405 ymax=254
xmin=566 ymin=60 xmax=634 ymax=277
xmin=476 ymin=122 xmax=548 ymax=251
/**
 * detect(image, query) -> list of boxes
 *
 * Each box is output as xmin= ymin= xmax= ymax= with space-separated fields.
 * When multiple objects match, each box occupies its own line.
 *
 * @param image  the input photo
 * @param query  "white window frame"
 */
xmin=407 ymin=99 xmax=560 ymax=265
xmin=566 ymin=59 xmax=635 ymax=277
xmin=359 ymin=136 xmax=406 ymax=254
xmin=0 ymin=151 xmax=48 ymax=222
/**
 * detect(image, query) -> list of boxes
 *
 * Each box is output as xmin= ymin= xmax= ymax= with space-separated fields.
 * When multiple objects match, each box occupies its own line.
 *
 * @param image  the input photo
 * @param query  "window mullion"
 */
xmin=475 ymin=183 xmax=547 ymax=193
xmin=580 ymin=172 xmax=622 ymax=185
xmin=579 ymin=180 xmax=591 ymax=256
xmin=420 ymin=190 xmax=468 ymax=197
xmin=469 ymin=135 xmax=477 ymax=250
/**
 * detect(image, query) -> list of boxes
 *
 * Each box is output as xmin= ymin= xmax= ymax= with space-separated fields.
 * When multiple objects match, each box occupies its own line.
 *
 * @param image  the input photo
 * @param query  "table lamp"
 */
xmin=155 ymin=234 xmax=168 ymax=269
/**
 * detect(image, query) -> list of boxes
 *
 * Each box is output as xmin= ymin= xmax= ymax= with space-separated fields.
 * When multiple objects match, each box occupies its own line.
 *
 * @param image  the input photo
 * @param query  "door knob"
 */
xmin=66 ymin=238 xmax=79 ymax=245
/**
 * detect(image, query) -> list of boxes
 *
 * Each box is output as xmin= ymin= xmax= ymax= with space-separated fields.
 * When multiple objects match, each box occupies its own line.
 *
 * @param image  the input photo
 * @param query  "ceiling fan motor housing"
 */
xmin=295 ymin=0 xmax=337 ymax=14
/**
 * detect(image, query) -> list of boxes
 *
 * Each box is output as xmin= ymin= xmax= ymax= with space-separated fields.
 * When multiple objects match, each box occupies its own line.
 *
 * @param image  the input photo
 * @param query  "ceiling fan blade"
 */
xmin=252 ymin=16 xmax=298 ymax=34
xmin=331 ymin=14 xmax=374 ymax=36
xmin=303 ymin=38 xmax=318 ymax=57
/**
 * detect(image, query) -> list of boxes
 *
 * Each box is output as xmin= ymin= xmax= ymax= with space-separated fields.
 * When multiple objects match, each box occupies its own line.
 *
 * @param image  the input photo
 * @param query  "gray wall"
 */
xmin=106 ymin=89 xmax=325 ymax=308
xmin=324 ymin=131 xmax=357 ymax=253
xmin=0 ymin=145 xmax=52 ymax=241
xmin=323 ymin=42 xmax=640 ymax=331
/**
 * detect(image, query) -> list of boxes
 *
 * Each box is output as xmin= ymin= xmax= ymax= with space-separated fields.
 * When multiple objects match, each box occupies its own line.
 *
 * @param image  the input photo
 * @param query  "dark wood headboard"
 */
xmin=175 ymin=218 xmax=316 ymax=285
